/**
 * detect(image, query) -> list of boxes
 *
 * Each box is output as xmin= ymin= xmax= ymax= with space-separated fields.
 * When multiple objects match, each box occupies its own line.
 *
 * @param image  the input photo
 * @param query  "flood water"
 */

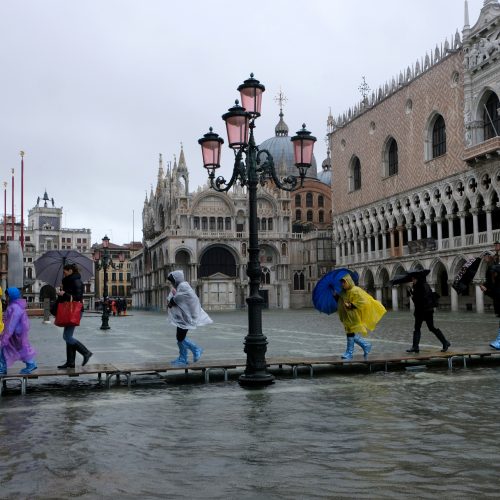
xmin=2 ymin=367 xmax=500 ymax=498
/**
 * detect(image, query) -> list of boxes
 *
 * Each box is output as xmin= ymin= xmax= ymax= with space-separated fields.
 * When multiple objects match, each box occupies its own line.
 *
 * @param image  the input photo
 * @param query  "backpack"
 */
xmin=430 ymin=291 xmax=440 ymax=308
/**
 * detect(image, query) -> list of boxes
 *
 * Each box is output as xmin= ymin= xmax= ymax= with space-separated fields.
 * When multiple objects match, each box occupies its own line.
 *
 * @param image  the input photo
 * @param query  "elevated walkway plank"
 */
xmin=1 ymin=348 xmax=500 ymax=395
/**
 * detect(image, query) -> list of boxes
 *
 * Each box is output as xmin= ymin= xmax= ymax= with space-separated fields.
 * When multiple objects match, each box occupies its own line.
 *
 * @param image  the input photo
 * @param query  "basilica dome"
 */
xmin=317 ymin=153 xmax=332 ymax=186
xmin=258 ymin=111 xmax=318 ymax=178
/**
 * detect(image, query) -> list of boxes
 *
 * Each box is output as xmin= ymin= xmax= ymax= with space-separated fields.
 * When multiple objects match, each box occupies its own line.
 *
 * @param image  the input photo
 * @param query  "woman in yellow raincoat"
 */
xmin=336 ymin=274 xmax=386 ymax=360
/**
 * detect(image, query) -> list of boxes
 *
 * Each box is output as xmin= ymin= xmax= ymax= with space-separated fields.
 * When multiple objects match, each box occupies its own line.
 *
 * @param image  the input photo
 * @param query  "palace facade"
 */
xmin=329 ymin=0 xmax=500 ymax=313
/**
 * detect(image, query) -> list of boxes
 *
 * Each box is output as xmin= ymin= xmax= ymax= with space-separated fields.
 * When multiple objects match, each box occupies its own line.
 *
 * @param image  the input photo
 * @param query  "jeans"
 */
xmin=63 ymin=326 xmax=78 ymax=344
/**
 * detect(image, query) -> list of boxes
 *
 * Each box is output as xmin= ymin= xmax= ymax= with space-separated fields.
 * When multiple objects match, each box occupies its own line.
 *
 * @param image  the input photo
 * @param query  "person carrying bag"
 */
xmin=56 ymin=263 xmax=92 ymax=369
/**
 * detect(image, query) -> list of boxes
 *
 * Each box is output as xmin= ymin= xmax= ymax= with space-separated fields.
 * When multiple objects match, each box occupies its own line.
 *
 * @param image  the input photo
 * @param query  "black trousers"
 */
xmin=176 ymin=327 xmax=188 ymax=342
xmin=414 ymin=311 xmax=439 ymax=334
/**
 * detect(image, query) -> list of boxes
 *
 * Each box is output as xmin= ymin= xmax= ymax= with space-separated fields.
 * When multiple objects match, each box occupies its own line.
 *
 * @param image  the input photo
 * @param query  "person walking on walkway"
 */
xmin=166 ymin=270 xmax=212 ymax=366
xmin=56 ymin=263 xmax=92 ymax=369
xmin=0 ymin=287 xmax=37 ymax=374
xmin=406 ymin=272 xmax=450 ymax=353
xmin=480 ymin=255 xmax=500 ymax=349
xmin=335 ymin=273 xmax=386 ymax=360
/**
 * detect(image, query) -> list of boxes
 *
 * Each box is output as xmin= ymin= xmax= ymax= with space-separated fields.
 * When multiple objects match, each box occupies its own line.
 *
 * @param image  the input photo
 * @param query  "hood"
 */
xmin=6 ymin=287 xmax=21 ymax=300
xmin=168 ymin=270 xmax=185 ymax=287
xmin=340 ymin=274 xmax=355 ymax=290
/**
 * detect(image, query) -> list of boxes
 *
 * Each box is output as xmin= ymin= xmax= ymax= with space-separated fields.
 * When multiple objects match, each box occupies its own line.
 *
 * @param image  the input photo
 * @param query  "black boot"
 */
xmin=74 ymin=340 xmax=93 ymax=366
xmin=434 ymin=329 xmax=450 ymax=352
xmin=58 ymin=343 xmax=76 ymax=369
xmin=406 ymin=331 xmax=421 ymax=353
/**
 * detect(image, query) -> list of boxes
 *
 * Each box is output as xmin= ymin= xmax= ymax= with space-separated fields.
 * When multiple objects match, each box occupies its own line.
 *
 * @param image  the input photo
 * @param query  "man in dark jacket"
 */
xmin=406 ymin=272 xmax=450 ymax=353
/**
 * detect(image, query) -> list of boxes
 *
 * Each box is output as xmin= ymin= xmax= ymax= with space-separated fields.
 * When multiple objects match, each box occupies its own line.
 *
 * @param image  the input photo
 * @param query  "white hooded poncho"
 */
xmin=167 ymin=270 xmax=213 ymax=330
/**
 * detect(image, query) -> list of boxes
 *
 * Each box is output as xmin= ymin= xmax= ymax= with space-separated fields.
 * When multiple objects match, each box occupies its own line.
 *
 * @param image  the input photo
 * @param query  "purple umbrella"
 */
xmin=312 ymin=268 xmax=359 ymax=315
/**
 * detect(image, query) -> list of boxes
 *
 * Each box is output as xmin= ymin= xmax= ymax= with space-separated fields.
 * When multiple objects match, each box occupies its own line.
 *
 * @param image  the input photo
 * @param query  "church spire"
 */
xmin=178 ymin=142 xmax=187 ymax=171
xmin=274 ymin=88 xmax=289 ymax=137
xmin=156 ymin=153 xmax=164 ymax=194
xmin=464 ymin=0 xmax=470 ymax=29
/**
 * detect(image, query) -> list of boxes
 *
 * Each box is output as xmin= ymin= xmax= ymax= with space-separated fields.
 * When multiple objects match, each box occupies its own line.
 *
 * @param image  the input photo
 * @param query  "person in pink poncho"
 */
xmin=0 ymin=287 xmax=38 ymax=375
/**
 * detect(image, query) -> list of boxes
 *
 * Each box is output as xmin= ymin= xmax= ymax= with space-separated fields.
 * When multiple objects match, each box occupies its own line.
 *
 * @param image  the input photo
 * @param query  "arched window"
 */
xmin=295 ymin=194 xmax=301 ymax=206
xmin=295 ymin=209 xmax=302 ymax=221
xmin=318 ymin=210 xmax=324 ymax=223
xmin=432 ymin=115 xmax=446 ymax=158
xmin=225 ymin=217 xmax=231 ymax=230
xmin=306 ymin=193 xmax=313 ymax=207
xmin=484 ymin=92 xmax=500 ymax=140
xmin=268 ymin=218 xmax=273 ymax=231
xmin=261 ymin=218 xmax=267 ymax=231
xmin=318 ymin=195 xmax=324 ymax=208
xmin=388 ymin=138 xmax=398 ymax=176
xmin=307 ymin=210 xmax=313 ymax=222
xmin=281 ymin=243 xmax=287 ymax=256
xmin=217 ymin=217 xmax=224 ymax=230
xmin=293 ymin=271 xmax=305 ymax=291
xmin=261 ymin=267 xmax=271 ymax=285
xmin=351 ymin=157 xmax=361 ymax=191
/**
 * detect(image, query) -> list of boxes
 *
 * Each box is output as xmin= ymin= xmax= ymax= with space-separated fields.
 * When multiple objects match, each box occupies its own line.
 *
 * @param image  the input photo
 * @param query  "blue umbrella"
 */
xmin=312 ymin=268 xmax=359 ymax=315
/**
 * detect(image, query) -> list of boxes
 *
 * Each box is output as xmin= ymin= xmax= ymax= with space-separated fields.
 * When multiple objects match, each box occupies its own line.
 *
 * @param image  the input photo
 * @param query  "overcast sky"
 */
xmin=0 ymin=0 xmax=486 ymax=245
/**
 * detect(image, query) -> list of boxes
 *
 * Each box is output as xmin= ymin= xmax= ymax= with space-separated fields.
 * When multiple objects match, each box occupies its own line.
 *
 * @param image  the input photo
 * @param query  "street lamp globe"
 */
xmin=222 ymin=100 xmax=250 ymax=149
xmin=291 ymin=124 xmax=317 ymax=178
xmin=198 ymin=127 xmax=224 ymax=174
xmin=102 ymin=235 xmax=110 ymax=248
xmin=237 ymin=73 xmax=265 ymax=117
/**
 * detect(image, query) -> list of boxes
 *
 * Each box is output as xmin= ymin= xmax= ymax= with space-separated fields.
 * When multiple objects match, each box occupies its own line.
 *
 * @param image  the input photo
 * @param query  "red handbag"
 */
xmin=55 ymin=299 xmax=83 ymax=327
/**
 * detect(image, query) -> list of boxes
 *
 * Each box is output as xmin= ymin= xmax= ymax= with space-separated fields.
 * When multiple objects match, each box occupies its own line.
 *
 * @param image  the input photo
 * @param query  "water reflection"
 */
xmin=1 ymin=369 xmax=500 ymax=498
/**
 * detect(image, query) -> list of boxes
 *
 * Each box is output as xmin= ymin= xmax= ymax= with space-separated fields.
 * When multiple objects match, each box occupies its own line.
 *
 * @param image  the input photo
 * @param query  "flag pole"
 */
xmin=20 ymin=151 xmax=25 ymax=250
xmin=11 ymin=168 xmax=15 ymax=241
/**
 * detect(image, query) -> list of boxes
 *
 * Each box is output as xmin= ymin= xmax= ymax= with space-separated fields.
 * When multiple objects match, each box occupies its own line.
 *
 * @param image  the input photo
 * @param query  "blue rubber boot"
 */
xmin=171 ymin=341 xmax=189 ymax=365
xmin=490 ymin=329 xmax=500 ymax=350
xmin=184 ymin=338 xmax=203 ymax=363
xmin=0 ymin=348 xmax=6 ymax=375
xmin=20 ymin=360 xmax=38 ymax=374
xmin=341 ymin=336 xmax=355 ymax=360
xmin=354 ymin=334 xmax=371 ymax=358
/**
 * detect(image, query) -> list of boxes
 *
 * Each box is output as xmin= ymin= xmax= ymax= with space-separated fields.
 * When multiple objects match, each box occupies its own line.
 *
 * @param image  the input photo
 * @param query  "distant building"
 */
xmin=131 ymin=107 xmax=335 ymax=311
xmin=1 ymin=191 xmax=94 ymax=306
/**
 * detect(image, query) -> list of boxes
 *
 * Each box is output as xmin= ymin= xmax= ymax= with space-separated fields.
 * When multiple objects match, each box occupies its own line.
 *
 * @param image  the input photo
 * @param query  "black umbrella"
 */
xmin=452 ymin=256 xmax=483 ymax=295
xmin=34 ymin=250 xmax=94 ymax=287
xmin=390 ymin=269 xmax=430 ymax=285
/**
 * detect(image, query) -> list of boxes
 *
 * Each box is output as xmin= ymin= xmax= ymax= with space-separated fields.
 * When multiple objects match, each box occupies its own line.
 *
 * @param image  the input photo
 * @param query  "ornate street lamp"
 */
xmin=93 ymin=235 xmax=125 ymax=330
xmin=199 ymin=73 xmax=316 ymax=387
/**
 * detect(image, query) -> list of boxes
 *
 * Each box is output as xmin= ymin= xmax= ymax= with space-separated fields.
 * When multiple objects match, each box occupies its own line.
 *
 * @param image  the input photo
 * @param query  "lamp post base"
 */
xmin=239 ymin=372 xmax=274 ymax=387
xmin=100 ymin=312 xmax=110 ymax=330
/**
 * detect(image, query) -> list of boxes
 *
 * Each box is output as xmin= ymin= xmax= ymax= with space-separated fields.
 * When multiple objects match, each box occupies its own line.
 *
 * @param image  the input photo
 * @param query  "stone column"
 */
xmin=471 ymin=209 xmax=479 ymax=245
xmin=486 ymin=207 xmax=493 ymax=242
xmin=450 ymin=285 xmax=459 ymax=312
xmin=374 ymin=231 xmax=380 ymax=256
xmin=382 ymin=231 xmax=387 ymax=256
xmin=436 ymin=218 xmax=443 ymax=249
xmin=446 ymin=214 xmax=454 ymax=247
xmin=425 ymin=219 xmax=432 ymax=239
xmin=459 ymin=211 xmax=466 ymax=247
xmin=375 ymin=286 xmax=382 ymax=303
xmin=391 ymin=286 xmax=399 ymax=312
xmin=389 ymin=230 xmax=395 ymax=257
xmin=367 ymin=234 xmax=372 ymax=258
xmin=406 ymin=224 xmax=412 ymax=243
xmin=398 ymin=226 xmax=404 ymax=255
xmin=416 ymin=223 xmax=422 ymax=240
xmin=335 ymin=241 xmax=341 ymax=264
xmin=475 ymin=282 xmax=484 ymax=313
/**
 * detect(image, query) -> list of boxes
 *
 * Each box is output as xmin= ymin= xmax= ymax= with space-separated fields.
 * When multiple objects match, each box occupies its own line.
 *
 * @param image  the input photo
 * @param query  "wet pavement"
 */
xmin=1 ymin=309 xmax=500 ymax=498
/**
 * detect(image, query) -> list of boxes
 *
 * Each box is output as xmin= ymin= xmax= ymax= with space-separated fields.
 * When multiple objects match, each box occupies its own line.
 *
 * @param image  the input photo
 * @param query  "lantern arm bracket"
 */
xmin=210 ymin=149 xmax=246 ymax=192
xmin=256 ymin=149 xmax=303 ymax=192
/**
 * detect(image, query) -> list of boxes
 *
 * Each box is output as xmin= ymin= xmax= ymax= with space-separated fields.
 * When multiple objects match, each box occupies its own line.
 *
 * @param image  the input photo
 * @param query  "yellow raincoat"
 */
xmin=0 ymin=286 xmax=4 ymax=334
xmin=337 ymin=274 xmax=386 ymax=335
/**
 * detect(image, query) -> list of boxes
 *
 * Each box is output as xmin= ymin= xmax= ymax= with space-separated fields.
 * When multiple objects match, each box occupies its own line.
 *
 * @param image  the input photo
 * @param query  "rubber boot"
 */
xmin=74 ymin=340 xmax=93 ymax=366
xmin=341 ymin=336 xmax=355 ymax=360
xmin=171 ymin=341 xmax=189 ymax=366
xmin=20 ymin=360 xmax=38 ymax=374
xmin=58 ymin=343 xmax=76 ymax=369
xmin=489 ymin=329 xmax=500 ymax=350
xmin=0 ymin=348 xmax=6 ymax=375
xmin=184 ymin=338 xmax=203 ymax=363
xmin=406 ymin=331 xmax=421 ymax=353
xmin=353 ymin=334 xmax=371 ymax=358
xmin=433 ymin=329 xmax=451 ymax=352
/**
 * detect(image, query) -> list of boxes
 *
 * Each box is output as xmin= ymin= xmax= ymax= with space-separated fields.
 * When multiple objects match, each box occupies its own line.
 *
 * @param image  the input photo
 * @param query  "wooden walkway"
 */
xmin=2 ymin=347 xmax=500 ymax=396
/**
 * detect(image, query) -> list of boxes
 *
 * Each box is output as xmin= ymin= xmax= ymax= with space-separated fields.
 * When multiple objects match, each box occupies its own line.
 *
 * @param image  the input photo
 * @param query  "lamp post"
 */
xmin=494 ymin=241 xmax=500 ymax=264
xmin=93 ymin=235 xmax=124 ymax=330
xmin=199 ymin=74 xmax=316 ymax=387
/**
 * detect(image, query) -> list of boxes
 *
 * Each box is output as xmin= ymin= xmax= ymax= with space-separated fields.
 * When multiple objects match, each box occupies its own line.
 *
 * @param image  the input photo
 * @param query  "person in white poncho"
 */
xmin=166 ymin=270 xmax=212 ymax=365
